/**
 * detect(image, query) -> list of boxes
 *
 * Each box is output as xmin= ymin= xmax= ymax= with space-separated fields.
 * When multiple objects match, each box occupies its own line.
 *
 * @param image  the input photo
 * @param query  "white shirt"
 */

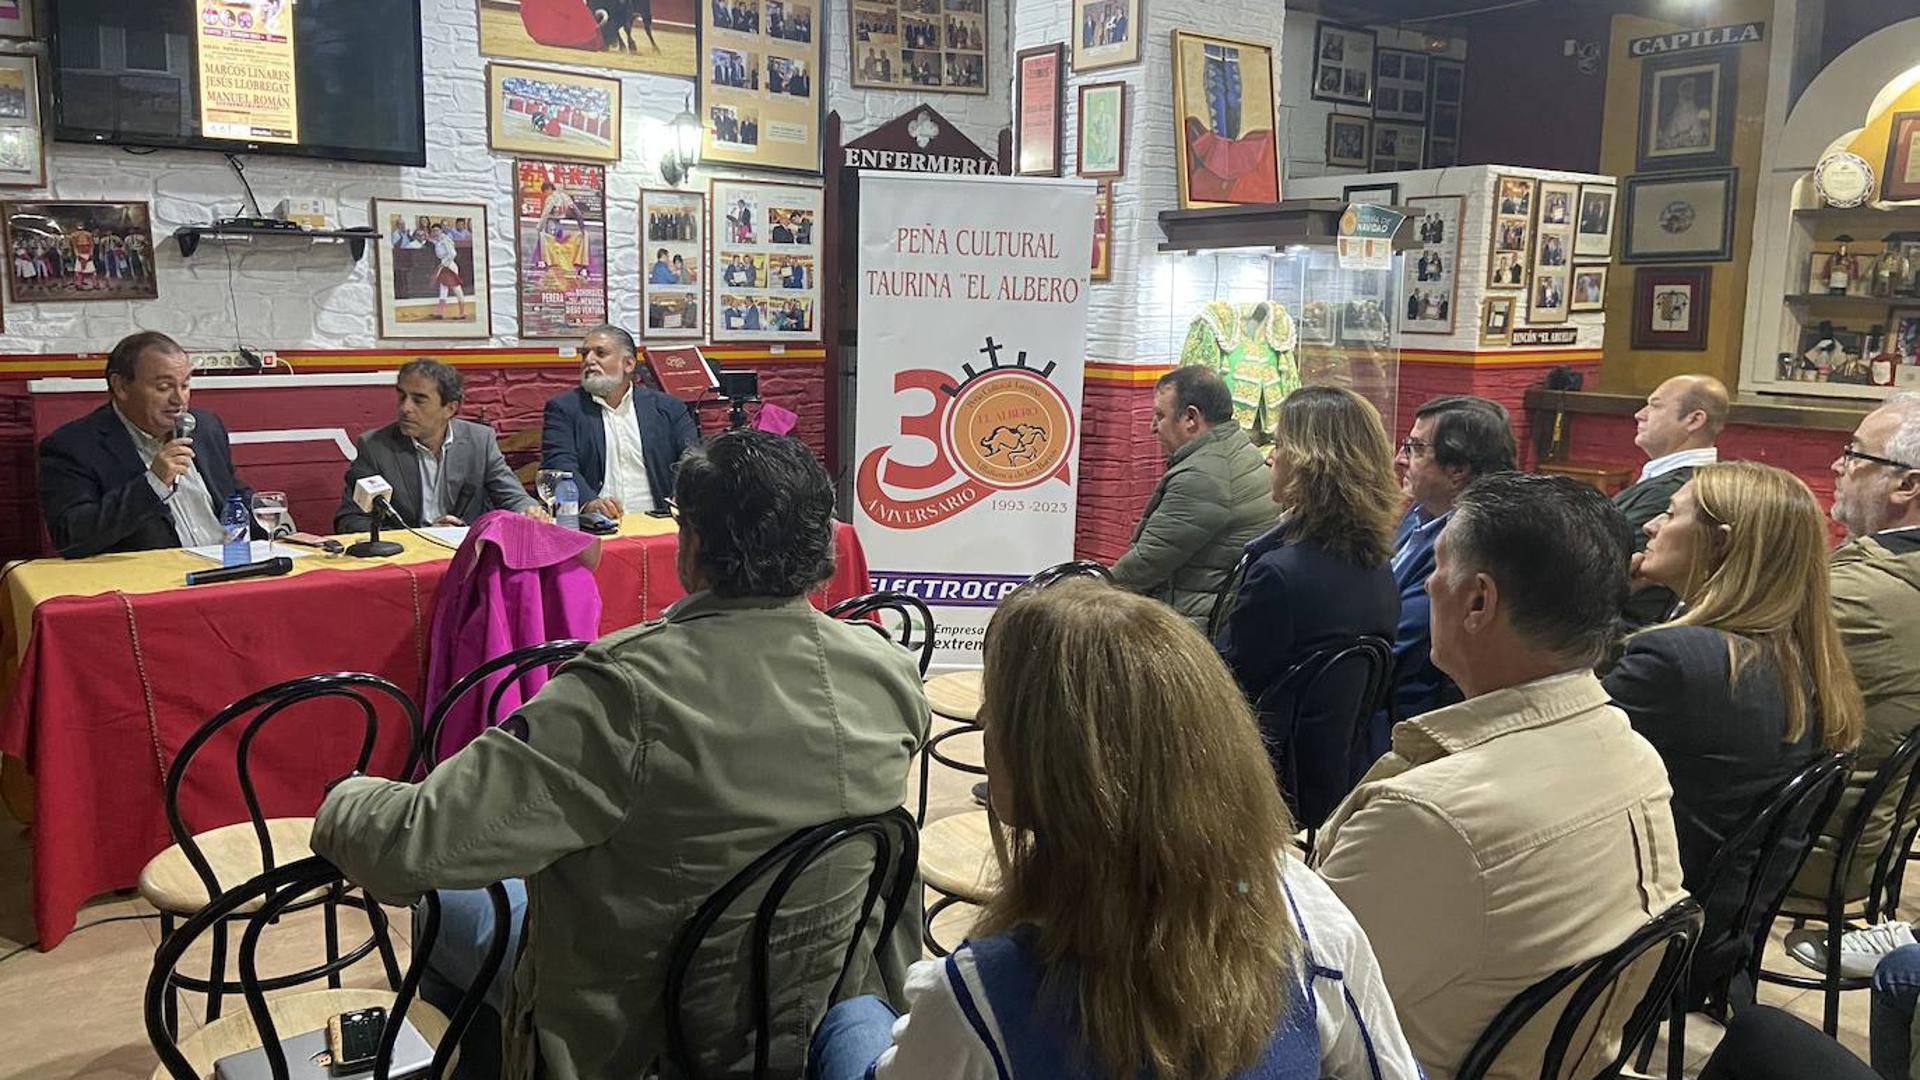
xmin=414 ymin=426 xmax=456 ymax=523
xmin=1639 ymin=445 xmax=1718 ymax=483
xmin=119 ymin=406 xmax=224 ymax=548
xmin=597 ymin=388 xmax=654 ymax=511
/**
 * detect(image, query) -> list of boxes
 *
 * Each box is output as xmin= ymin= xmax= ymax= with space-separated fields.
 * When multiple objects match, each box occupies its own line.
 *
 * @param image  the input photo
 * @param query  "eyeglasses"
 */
xmin=1397 ymin=438 xmax=1431 ymax=457
xmin=1841 ymin=444 xmax=1920 ymax=471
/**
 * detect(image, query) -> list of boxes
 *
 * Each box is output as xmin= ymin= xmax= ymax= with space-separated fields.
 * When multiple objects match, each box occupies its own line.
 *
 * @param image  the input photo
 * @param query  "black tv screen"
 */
xmin=50 ymin=0 xmax=427 ymax=167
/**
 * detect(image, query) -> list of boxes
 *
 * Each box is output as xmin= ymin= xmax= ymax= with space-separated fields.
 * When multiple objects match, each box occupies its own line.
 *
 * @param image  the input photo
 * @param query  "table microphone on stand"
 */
xmin=347 ymin=475 xmax=404 ymax=558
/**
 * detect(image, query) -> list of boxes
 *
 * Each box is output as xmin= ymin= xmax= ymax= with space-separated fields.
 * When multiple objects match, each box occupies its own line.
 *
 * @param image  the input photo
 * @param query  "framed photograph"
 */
xmin=1882 ymin=111 xmax=1920 ymax=202
xmin=1077 ymin=81 xmax=1127 ymax=177
xmin=0 ymin=0 xmax=34 ymax=39
xmin=485 ymin=63 xmax=621 ymax=164
xmin=641 ymin=188 xmax=705 ymax=342
xmin=1479 ymin=296 xmax=1514 ymax=345
xmin=1326 ymin=114 xmax=1370 ymax=169
xmin=1575 ymin=184 xmax=1617 ymax=260
xmin=1622 ymin=169 xmax=1737 ymax=263
xmin=371 ymin=198 xmax=490 ymax=339
xmin=1343 ymin=182 xmax=1399 ymax=206
xmin=702 ymin=0 xmax=825 ymax=174
xmin=1487 ymin=175 xmax=1536 ymax=291
xmin=1312 ymin=21 xmax=1375 ymax=107
xmin=1403 ymin=194 xmax=1462 ymax=335
xmin=1427 ymin=58 xmax=1464 ymax=167
xmin=1015 ymin=44 xmax=1064 ymax=177
xmin=1338 ymin=299 xmax=1389 ymax=345
xmin=850 ymin=0 xmax=989 ymax=93
xmin=476 ymin=0 xmax=696 ymax=78
xmin=1892 ymin=309 xmax=1920 ymax=365
xmin=710 ymin=178 xmax=823 ymax=343
xmin=1637 ymin=49 xmax=1736 ymax=172
xmin=1570 ymin=264 xmax=1608 ymax=312
xmin=1172 ymin=30 xmax=1279 ymax=208
xmin=1072 ymin=0 xmax=1140 ymax=71
xmin=0 ymin=54 xmax=45 ymax=187
xmin=1091 ymin=179 xmax=1112 ymax=281
xmin=1532 ymin=180 xmax=1577 ymax=296
xmin=1529 ymin=268 xmax=1570 ymax=325
xmin=1370 ymin=120 xmax=1423 ymax=171
xmin=4 ymin=201 xmax=157 ymax=303
xmin=1633 ymin=266 xmax=1712 ymax=350
xmin=1373 ymin=48 xmax=1426 ymax=123
xmin=514 ymin=160 xmax=607 ymax=338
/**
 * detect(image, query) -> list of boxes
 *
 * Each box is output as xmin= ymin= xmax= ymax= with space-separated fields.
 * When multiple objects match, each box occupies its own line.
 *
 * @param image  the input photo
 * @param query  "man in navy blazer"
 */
xmin=541 ymin=325 xmax=700 ymax=517
xmin=38 ymin=330 xmax=254 ymax=559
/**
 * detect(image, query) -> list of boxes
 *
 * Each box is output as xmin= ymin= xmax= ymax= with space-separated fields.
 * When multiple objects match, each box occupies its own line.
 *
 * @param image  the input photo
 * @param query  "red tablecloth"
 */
xmin=0 ymin=523 xmax=870 ymax=948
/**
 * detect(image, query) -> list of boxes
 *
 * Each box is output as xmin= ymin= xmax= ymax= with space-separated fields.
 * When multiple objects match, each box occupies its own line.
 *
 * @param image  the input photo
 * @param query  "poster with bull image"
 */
xmin=515 ymin=158 xmax=608 ymax=338
xmin=854 ymin=173 xmax=1094 ymax=669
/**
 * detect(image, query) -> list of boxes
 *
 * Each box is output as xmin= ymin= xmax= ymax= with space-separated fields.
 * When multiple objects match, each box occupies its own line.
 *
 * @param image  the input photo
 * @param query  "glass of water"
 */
xmin=535 ymin=470 xmax=571 ymax=516
xmin=252 ymin=491 xmax=291 ymax=556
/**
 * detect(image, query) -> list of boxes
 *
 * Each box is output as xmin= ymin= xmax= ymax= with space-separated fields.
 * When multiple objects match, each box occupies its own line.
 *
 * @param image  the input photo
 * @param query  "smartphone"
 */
xmin=326 ymin=1007 xmax=385 ymax=1073
xmin=579 ymin=511 xmax=619 ymax=535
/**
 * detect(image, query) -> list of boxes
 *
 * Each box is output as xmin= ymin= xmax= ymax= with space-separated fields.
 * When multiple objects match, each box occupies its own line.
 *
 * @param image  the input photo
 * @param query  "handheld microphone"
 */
xmin=185 ymin=556 xmax=294 ymax=586
xmin=172 ymin=412 xmax=197 ymax=441
xmin=347 ymin=475 xmax=403 ymax=558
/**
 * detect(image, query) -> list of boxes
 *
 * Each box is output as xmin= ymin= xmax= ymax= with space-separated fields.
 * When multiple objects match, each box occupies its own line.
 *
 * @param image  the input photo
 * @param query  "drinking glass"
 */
xmin=252 ymin=491 xmax=290 ymax=556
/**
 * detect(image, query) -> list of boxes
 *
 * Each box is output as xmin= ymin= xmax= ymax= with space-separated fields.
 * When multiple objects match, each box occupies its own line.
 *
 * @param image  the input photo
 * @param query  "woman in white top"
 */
xmin=809 ymin=578 xmax=1424 ymax=1080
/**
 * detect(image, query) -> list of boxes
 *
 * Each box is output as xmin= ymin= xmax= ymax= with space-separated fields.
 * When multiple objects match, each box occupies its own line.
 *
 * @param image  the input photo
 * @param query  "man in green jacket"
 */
xmin=1109 ymin=365 xmax=1275 ymax=628
xmin=312 ymin=429 xmax=929 ymax=1080
xmin=1615 ymin=374 xmax=1728 ymax=627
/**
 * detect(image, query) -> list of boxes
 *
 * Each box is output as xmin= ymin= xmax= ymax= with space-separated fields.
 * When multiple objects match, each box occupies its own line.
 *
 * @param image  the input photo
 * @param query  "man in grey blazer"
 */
xmin=334 ymin=359 xmax=550 ymax=533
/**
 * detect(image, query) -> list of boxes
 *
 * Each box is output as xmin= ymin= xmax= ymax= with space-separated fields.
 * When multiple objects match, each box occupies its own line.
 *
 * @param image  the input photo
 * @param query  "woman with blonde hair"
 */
xmin=809 ymin=579 xmax=1421 ymax=1080
xmin=1214 ymin=385 xmax=1403 ymax=824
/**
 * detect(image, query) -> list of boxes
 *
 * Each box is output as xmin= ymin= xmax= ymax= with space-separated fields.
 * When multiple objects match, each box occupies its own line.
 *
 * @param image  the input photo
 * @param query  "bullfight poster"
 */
xmin=515 ymin=158 xmax=608 ymax=338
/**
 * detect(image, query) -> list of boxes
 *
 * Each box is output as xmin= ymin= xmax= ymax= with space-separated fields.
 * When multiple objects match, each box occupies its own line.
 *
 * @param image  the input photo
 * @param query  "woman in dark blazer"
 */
xmin=1214 ymin=386 xmax=1401 ymax=826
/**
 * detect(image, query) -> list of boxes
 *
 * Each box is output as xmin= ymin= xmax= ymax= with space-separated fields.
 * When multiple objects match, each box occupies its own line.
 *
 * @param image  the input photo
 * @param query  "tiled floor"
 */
xmin=0 ymin=724 xmax=1896 ymax=1079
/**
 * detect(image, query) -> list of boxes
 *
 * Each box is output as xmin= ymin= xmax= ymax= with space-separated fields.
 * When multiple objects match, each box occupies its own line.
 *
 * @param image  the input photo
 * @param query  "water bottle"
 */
xmin=555 ymin=475 xmax=580 ymax=531
xmin=221 ymin=493 xmax=251 ymax=567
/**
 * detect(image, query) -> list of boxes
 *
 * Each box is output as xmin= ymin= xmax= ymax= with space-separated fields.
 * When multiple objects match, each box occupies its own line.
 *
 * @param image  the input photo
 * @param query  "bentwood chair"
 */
xmin=139 ymin=673 xmax=423 ymax=1039
xmin=663 ymin=809 xmax=920 ymax=1080
xmin=1255 ymin=634 xmax=1396 ymax=836
xmin=1019 ymin=560 xmax=1112 ymax=591
xmin=826 ymin=591 xmax=937 ymax=677
xmin=423 ymin=639 xmax=591 ymax=769
xmin=147 ymin=855 xmax=513 ymax=1080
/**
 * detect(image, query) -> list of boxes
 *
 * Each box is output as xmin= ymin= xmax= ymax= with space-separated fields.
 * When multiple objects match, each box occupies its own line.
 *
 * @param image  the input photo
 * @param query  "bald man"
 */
xmin=1618 ymin=374 xmax=1730 ymax=626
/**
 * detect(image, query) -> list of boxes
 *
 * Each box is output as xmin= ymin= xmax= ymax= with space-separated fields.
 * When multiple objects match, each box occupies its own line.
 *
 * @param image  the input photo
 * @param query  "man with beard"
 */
xmin=541 ymin=325 xmax=701 ymax=518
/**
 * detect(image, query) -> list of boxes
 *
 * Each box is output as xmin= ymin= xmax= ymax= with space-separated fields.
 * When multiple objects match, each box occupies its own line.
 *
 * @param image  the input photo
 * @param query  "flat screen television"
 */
xmin=50 ymin=0 xmax=428 ymax=167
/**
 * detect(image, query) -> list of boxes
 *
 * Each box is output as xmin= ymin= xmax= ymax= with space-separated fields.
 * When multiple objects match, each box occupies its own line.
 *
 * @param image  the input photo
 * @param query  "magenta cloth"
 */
xmin=753 ymin=402 xmax=799 ymax=435
xmin=423 ymin=511 xmax=605 ymax=759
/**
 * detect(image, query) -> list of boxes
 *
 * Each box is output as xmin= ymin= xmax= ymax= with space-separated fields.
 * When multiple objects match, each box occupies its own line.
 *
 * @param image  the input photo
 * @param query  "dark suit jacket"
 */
xmin=1215 ymin=520 xmax=1399 ymax=827
xmin=1614 ymin=466 xmax=1694 ymax=628
xmin=1389 ymin=507 xmax=1463 ymax=722
xmin=540 ymin=385 xmax=700 ymax=510
xmin=334 ymin=419 xmax=537 ymax=532
xmin=38 ymin=404 xmax=250 ymax=559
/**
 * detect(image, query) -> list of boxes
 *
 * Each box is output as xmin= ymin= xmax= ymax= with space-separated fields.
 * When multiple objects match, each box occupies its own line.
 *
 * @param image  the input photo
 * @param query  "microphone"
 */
xmin=172 ymin=413 xmax=197 ymax=441
xmin=346 ymin=475 xmax=404 ymax=558
xmin=185 ymin=555 xmax=294 ymax=586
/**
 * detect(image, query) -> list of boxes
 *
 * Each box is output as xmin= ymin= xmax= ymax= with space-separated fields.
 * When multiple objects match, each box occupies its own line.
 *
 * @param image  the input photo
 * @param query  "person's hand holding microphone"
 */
xmin=150 ymin=413 xmax=197 ymax=489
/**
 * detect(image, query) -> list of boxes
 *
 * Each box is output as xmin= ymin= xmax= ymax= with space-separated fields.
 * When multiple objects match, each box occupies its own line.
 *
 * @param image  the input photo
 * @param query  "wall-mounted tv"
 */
xmin=50 ymin=0 xmax=428 ymax=167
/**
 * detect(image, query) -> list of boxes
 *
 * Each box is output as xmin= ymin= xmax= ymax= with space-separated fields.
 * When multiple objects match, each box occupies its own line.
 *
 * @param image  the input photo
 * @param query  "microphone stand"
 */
xmin=346 ymin=496 xmax=404 ymax=557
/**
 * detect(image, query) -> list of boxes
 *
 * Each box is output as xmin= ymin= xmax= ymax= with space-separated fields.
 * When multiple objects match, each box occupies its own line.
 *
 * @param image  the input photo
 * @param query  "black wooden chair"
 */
xmin=1020 ymin=560 xmax=1112 ymax=591
xmin=826 ymin=591 xmax=938 ymax=677
xmin=422 ymin=639 xmax=591 ymax=769
xmin=1455 ymin=897 xmax=1704 ymax=1080
xmin=138 ymin=672 xmax=423 ymax=1039
xmin=1254 ymin=634 xmax=1396 ymax=834
xmin=1206 ymin=551 xmax=1252 ymax=640
xmin=147 ymin=855 xmax=514 ymax=1080
xmin=662 ymin=808 xmax=920 ymax=1080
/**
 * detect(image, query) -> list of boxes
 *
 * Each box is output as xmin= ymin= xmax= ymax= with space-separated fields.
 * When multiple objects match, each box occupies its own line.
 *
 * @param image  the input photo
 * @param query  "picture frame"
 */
xmin=1632 ymin=265 xmax=1712 ymax=350
xmin=1326 ymin=113 xmax=1370 ymax=170
xmin=1530 ymin=268 xmax=1571 ymax=325
xmin=371 ymin=197 xmax=491 ymax=340
xmin=1091 ymin=179 xmax=1112 ymax=281
xmin=640 ymin=188 xmax=706 ymax=342
xmin=849 ymin=0 xmax=990 ymax=94
xmin=0 ymin=0 xmax=36 ymax=40
xmin=1575 ymin=183 xmax=1617 ymax=260
xmin=3 ymin=200 xmax=158 ymax=303
xmin=710 ymin=177 xmax=824 ymax=344
xmin=1479 ymin=295 xmax=1514 ymax=346
xmin=1402 ymin=194 xmax=1463 ymax=335
xmin=1487 ymin=174 xmax=1536 ymax=291
xmin=1370 ymin=120 xmax=1424 ymax=172
xmin=0 ymin=54 xmax=45 ymax=188
xmin=485 ymin=63 xmax=621 ymax=164
xmin=1882 ymin=111 xmax=1920 ymax=203
xmin=1372 ymin=48 xmax=1426 ymax=123
xmin=1014 ymin=43 xmax=1065 ymax=177
xmin=1172 ymin=30 xmax=1279 ymax=208
xmin=1570 ymin=264 xmax=1608 ymax=312
xmin=1427 ymin=58 xmax=1464 ymax=167
xmin=1337 ymin=298 xmax=1390 ymax=346
xmin=1637 ymin=48 xmax=1737 ymax=173
xmin=1311 ymin=21 xmax=1375 ymax=107
xmin=1072 ymin=0 xmax=1141 ymax=71
xmin=1343 ymin=182 xmax=1399 ymax=206
xmin=476 ymin=0 xmax=697 ymax=78
xmin=514 ymin=159 xmax=608 ymax=339
xmin=1891 ymin=309 xmax=1920 ymax=365
xmin=701 ymin=0 xmax=826 ymax=174
xmin=1622 ymin=168 xmax=1737 ymax=263
xmin=1077 ymin=81 xmax=1127 ymax=178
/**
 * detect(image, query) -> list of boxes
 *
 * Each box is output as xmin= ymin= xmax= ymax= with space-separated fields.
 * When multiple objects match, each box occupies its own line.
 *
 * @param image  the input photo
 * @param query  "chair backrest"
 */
xmin=165 ymin=673 xmax=422 ymax=902
xmin=1205 ymin=551 xmax=1252 ymax=639
xmin=147 ymin=855 xmax=512 ymax=1080
xmin=825 ymin=591 xmax=938 ymax=676
xmin=1808 ymin=723 xmax=1920 ymax=923
xmin=663 ymin=808 xmax=920 ymax=1080
xmin=423 ymin=640 xmax=590 ymax=768
xmin=1454 ymin=897 xmax=1705 ymax=1080
xmin=1020 ymin=560 xmax=1112 ymax=591
xmin=1254 ymin=634 xmax=1396 ymax=826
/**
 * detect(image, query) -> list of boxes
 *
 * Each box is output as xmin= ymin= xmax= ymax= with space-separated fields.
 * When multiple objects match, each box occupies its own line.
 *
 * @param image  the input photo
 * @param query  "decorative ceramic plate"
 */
xmin=1815 ymin=151 xmax=1875 ymax=209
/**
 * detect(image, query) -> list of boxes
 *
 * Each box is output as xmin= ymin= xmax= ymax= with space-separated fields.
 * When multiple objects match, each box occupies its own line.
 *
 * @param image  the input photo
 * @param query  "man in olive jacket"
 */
xmin=1110 ymin=365 xmax=1276 ymax=628
xmin=312 ymin=430 xmax=929 ymax=1080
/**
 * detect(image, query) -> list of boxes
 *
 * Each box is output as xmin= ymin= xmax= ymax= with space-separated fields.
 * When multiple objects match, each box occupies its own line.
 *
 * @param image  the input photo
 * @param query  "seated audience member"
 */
xmin=1614 ymin=374 xmax=1730 ymax=627
xmin=541 ymin=324 xmax=700 ymax=518
xmin=1110 ymin=366 xmax=1276 ymax=629
xmin=1875 ymin=943 xmax=1920 ymax=1080
xmin=1697 ymin=1006 xmax=1876 ymax=1080
xmin=38 ymin=330 xmax=254 ymax=558
xmin=1388 ymin=396 xmax=1516 ymax=725
xmin=1603 ymin=462 xmax=1861 ymax=997
xmin=1313 ymin=473 xmax=1686 ymax=1079
xmin=334 ymin=359 xmax=548 ymax=532
xmin=313 ymin=429 xmax=930 ymax=1080
xmin=809 ymin=579 xmax=1423 ymax=1080
xmin=1215 ymin=386 xmax=1401 ymax=825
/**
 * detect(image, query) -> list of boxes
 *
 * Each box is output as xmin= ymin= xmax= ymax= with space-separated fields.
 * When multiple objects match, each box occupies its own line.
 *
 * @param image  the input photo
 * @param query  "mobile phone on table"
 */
xmin=579 ymin=510 xmax=619 ymax=534
xmin=326 ymin=1007 xmax=385 ymax=1074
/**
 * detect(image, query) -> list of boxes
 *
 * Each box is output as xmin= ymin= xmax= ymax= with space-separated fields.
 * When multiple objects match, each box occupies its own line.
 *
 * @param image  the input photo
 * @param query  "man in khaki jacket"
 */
xmin=1110 ymin=365 xmax=1275 ymax=628
xmin=313 ymin=429 xmax=929 ymax=1080
xmin=1313 ymin=473 xmax=1687 ymax=1079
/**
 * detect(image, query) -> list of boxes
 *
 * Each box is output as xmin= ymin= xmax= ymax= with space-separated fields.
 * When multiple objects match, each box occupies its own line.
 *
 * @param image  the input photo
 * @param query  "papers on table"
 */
xmin=182 ymin=541 xmax=316 ymax=563
xmin=415 ymin=526 xmax=470 ymax=548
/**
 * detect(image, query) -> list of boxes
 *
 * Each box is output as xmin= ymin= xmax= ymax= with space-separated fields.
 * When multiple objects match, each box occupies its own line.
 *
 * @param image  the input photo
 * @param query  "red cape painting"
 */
xmin=1173 ymin=31 xmax=1280 ymax=208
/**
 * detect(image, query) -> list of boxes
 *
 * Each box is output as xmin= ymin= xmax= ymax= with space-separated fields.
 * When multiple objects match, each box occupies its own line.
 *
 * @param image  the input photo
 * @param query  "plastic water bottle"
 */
xmin=555 ymin=475 xmax=580 ymax=531
xmin=221 ymin=493 xmax=251 ymax=566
